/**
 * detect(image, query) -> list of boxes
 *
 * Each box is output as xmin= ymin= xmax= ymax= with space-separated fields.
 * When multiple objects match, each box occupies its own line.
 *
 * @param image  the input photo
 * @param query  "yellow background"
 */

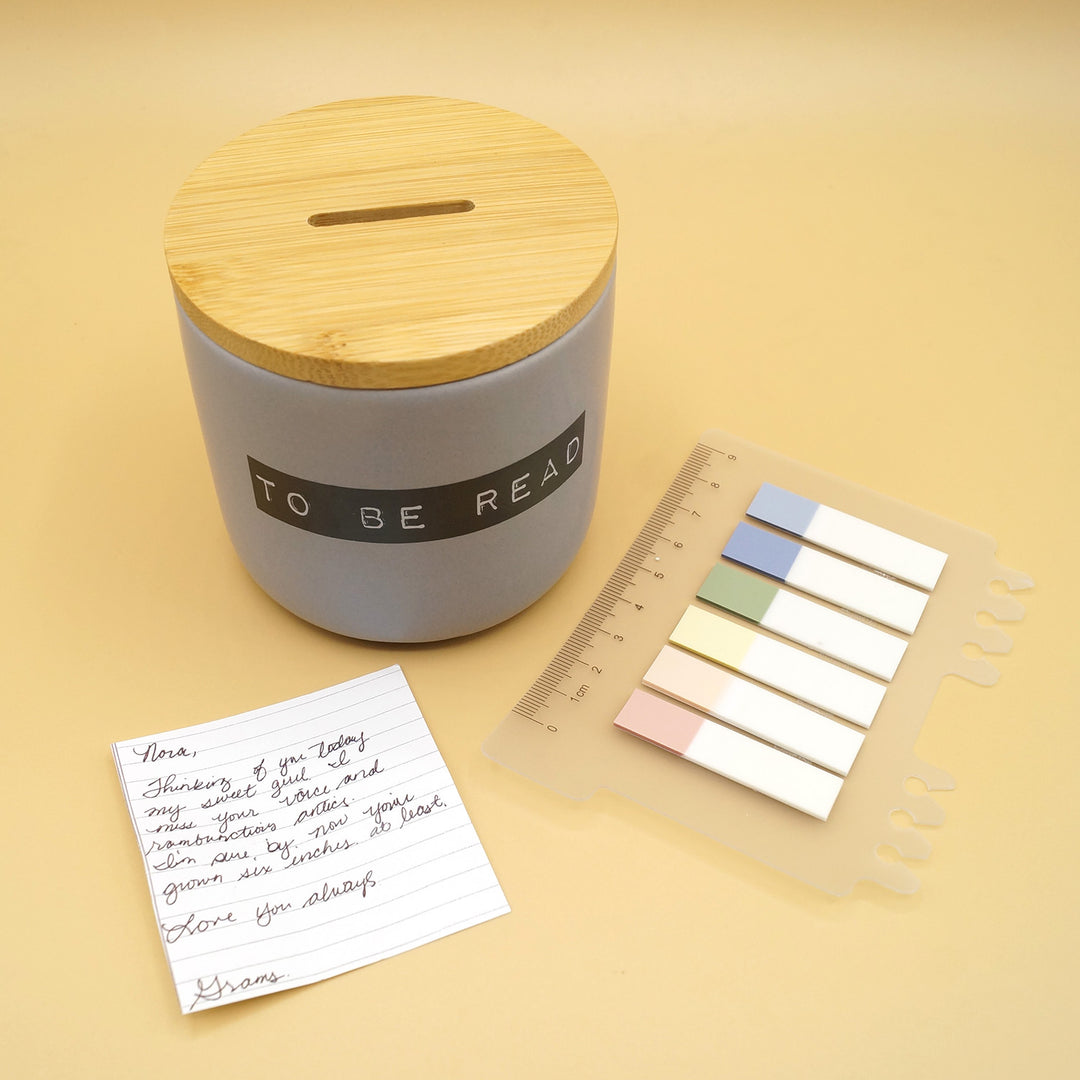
xmin=2 ymin=2 xmax=1076 ymax=1076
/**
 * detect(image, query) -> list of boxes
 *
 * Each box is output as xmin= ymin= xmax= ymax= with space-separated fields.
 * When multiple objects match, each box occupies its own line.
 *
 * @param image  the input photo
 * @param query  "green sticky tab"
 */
xmin=697 ymin=562 xmax=777 ymax=624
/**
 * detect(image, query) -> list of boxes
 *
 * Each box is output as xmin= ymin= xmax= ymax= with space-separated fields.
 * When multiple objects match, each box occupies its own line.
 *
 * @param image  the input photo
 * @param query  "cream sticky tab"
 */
xmin=670 ymin=606 xmax=886 ymax=726
xmin=697 ymin=563 xmax=908 ymax=680
xmin=614 ymin=689 xmax=844 ymax=820
xmin=723 ymin=523 xmax=930 ymax=634
xmin=643 ymin=646 xmax=864 ymax=775
xmin=747 ymin=483 xmax=948 ymax=590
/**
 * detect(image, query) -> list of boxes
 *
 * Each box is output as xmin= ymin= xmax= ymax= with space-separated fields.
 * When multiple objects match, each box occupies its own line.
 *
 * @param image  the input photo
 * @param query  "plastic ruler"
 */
xmin=503 ymin=438 xmax=732 ymax=745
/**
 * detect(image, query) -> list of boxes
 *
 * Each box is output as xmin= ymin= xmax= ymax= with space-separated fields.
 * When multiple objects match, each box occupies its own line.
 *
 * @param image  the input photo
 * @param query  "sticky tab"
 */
xmin=723 ymin=523 xmax=929 ymax=634
xmin=748 ymin=482 xmax=948 ymax=590
xmin=670 ymin=606 xmax=887 ymax=726
xmin=615 ymin=689 xmax=844 ymax=821
xmin=698 ymin=563 xmax=908 ymax=680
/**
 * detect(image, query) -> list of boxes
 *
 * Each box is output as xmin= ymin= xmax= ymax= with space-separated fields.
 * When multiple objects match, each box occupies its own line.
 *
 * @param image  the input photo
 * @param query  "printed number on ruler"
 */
xmin=512 ymin=440 xmax=740 ymax=733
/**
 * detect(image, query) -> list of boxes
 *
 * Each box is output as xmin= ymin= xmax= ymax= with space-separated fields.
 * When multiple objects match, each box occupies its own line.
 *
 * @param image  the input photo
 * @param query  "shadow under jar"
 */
xmin=165 ymin=96 xmax=618 ymax=641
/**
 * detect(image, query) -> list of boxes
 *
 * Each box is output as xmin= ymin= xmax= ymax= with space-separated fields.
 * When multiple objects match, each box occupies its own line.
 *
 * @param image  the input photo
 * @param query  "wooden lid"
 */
xmin=164 ymin=97 xmax=618 ymax=389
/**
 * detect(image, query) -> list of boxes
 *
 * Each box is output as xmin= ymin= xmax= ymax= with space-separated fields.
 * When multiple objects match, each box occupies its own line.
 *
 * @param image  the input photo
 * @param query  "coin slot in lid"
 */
xmin=308 ymin=200 xmax=476 ymax=227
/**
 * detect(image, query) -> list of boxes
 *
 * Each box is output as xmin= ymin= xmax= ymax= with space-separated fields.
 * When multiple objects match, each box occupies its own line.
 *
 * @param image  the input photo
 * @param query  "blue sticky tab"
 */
xmin=747 ymin=482 xmax=819 ymax=538
xmin=722 ymin=522 xmax=801 ymax=582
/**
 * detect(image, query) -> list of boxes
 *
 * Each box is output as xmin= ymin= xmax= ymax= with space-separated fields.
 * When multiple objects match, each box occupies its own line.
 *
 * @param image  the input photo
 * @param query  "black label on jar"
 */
xmin=247 ymin=412 xmax=586 ymax=544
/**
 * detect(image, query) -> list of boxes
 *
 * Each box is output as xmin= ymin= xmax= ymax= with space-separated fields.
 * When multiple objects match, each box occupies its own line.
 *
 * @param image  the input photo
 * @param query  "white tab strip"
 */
xmin=685 ymin=716 xmax=844 ymax=821
xmin=787 ymin=546 xmax=929 ymax=633
xmin=804 ymin=505 xmax=947 ymax=590
xmin=741 ymin=633 xmax=886 ymax=727
xmin=761 ymin=589 xmax=908 ymax=680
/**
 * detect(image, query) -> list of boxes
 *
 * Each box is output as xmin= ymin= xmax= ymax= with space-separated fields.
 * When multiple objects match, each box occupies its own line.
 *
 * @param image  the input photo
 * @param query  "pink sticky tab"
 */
xmin=614 ymin=689 xmax=703 ymax=756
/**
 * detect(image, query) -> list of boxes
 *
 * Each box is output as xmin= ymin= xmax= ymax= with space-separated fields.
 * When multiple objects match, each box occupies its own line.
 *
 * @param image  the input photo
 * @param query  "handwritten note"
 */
xmin=112 ymin=666 xmax=509 ymax=1013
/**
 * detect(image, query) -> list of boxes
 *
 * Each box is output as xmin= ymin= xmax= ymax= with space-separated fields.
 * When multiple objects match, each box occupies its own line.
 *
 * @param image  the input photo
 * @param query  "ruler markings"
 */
xmin=509 ymin=441 xmax=721 ymax=725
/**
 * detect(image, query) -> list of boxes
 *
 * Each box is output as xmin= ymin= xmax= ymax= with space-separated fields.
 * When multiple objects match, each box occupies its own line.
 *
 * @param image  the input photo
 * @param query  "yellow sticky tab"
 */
xmin=670 ymin=606 xmax=756 ymax=669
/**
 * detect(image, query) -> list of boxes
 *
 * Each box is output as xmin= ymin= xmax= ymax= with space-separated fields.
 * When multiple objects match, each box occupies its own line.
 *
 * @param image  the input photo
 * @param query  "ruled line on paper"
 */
xmin=150 ymin=816 xmax=480 ymax=916
xmin=131 ymin=745 xmax=446 ymax=826
xmin=124 ymin=684 xmax=414 ymax=764
xmin=128 ymin=669 xmax=402 ymax=744
xmin=181 ymin=868 xmax=505 ymax=962
xmin=128 ymin=721 xmax=428 ymax=785
xmin=112 ymin=665 xmax=510 ymax=1013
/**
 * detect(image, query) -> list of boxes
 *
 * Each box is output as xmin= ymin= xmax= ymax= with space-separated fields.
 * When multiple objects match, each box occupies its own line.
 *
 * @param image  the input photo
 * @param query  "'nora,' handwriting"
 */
xmin=248 ymin=412 xmax=585 ymax=544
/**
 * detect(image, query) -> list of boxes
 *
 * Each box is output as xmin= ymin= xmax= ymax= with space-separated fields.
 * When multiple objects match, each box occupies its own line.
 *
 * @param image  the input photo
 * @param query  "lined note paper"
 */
xmin=112 ymin=666 xmax=509 ymax=1013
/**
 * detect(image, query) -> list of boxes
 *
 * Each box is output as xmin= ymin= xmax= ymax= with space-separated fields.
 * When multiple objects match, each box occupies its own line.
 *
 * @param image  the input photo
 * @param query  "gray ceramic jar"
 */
xmin=165 ymin=97 xmax=618 ymax=641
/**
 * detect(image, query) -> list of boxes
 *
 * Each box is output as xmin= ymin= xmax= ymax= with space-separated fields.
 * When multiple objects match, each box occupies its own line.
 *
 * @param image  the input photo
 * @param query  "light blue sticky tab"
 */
xmin=747 ymin=482 xmax=819 ymax=538
xmin=722 ymin=522 xmax=801 ymax=582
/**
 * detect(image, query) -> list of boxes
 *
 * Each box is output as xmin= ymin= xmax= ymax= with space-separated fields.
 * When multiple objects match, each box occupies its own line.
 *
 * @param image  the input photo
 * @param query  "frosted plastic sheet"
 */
xmin=484 ymin=430 xmax=1031 ymax=895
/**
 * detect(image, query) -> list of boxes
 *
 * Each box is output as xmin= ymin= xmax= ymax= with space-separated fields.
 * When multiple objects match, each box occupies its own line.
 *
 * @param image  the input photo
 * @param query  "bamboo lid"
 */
xmin=164 ymin=97 xmax=618 ymax=389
